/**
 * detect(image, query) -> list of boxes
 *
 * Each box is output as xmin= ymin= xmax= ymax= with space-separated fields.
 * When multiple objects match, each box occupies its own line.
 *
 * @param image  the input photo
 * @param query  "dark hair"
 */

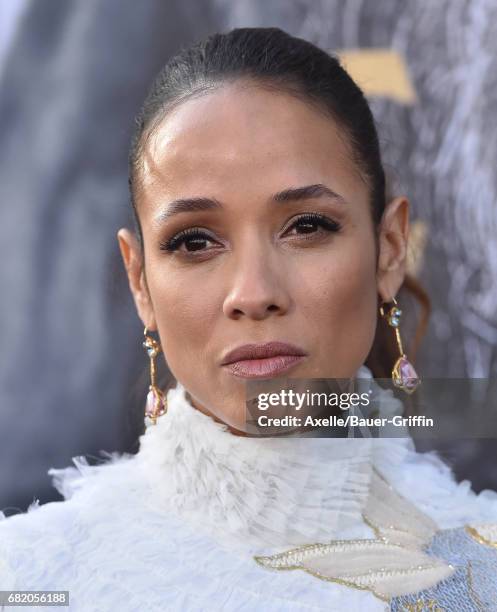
xmin=128 ymin=27 xmax=430 ymax=386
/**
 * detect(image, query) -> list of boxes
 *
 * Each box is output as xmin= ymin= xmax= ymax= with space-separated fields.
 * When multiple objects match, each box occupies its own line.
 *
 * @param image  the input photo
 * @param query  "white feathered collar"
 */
xmin=135 ymin=365 xmax=414 ymax=555
xmin=40 ymin=364 xmax=497 ymax=604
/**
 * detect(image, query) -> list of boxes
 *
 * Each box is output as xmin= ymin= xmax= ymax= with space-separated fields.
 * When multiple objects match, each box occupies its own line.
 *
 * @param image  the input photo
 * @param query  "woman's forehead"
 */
xmin=139 ymin=83 xmax=365 ymax=211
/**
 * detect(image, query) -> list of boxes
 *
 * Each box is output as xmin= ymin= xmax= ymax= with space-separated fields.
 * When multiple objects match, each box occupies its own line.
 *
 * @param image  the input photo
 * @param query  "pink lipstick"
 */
xmin=220 ymin=341 xmax=308 ymax=379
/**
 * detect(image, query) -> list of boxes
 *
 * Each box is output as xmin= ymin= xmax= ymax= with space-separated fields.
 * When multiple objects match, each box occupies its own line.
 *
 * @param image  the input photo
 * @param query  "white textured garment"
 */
xmin=1 ymin=364 xmax=497 ymax=611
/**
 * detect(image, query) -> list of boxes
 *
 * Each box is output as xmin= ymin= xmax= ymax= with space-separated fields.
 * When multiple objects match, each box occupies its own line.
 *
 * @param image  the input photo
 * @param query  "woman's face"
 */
xmin=118 ymin=81 xmax=408 ymax=432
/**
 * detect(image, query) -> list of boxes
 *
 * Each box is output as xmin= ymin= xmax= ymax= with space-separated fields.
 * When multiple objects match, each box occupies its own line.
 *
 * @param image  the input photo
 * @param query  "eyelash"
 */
xmin=159 ymin=212 xmax=342 ymax=255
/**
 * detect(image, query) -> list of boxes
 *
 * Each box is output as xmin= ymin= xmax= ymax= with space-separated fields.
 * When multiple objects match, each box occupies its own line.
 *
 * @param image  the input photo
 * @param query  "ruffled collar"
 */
xmin=136 ymin=364 xmax=414 ymax=555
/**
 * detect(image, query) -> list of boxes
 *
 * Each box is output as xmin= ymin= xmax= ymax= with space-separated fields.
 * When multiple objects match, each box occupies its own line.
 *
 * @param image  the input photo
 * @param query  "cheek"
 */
xmin=150 ymin=269 xmax=218 ymax=378
xmin=301 ymin=238 xmax=378 ymax=375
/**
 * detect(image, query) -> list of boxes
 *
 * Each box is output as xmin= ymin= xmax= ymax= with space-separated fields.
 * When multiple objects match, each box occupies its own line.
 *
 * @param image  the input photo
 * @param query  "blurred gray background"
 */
xmin=1 ymin=0 xmax=496 ymax=515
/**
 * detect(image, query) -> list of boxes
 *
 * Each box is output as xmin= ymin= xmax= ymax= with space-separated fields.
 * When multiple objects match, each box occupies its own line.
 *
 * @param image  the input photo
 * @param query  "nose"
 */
xmin=222 ymin=242 xmax=291 ymax=321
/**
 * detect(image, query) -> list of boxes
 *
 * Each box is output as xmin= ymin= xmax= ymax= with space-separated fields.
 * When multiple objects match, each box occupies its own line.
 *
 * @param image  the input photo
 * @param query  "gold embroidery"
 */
xmin=254 ymin=537 xmax=453 ymax=603
xmin=399 ymin=598 xmax=445 ymax=611
xmin=465 ymin=524 xmax=497 ymax=549
xmin=254 ymin=545 xmax=446 ymax=604
xmin=254 ymin=548 xmax=451 ymax=603
xmin=367 ymin=467 xmax=439 ymax=547
xmin=254 ymin=537 xmax=434 ymax=567
xmin=466 ymin=559 xmax=486 ymax=612
xmin=253 ymin=466 xmax=456 ymax=604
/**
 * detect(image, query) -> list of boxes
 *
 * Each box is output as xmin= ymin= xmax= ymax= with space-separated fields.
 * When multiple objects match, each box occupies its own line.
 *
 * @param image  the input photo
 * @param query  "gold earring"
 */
xmin=379 ymin=297 xmax=421 ymax=394
xmin=142 ymin=326 xmax=167 ymax=425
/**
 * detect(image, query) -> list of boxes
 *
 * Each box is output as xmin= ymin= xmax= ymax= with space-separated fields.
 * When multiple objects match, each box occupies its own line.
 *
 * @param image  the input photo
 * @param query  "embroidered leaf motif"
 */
xmin=254 ymin=538 xmax=455 ymax=601
xmin=253 ymin=468 xmax=457 ymax=602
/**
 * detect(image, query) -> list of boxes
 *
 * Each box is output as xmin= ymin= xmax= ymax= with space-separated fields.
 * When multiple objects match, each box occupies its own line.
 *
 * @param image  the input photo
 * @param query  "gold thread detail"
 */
xmin=253 ymin=553 xmax=452 ymax=604
xmin=400 ymin=599 xmax=445 ymax=611
xmin=361 ymin=511 xmax=384 ymax=540
xmin=466 ymin=559 xmax=486 ymax=612
xmin=253 ymin=467 xmax=454 ymax=604
xmin=253 ymin=536 xmax=408 ymax=564
xmin=465 ymin=524 xmax=497 ymax=549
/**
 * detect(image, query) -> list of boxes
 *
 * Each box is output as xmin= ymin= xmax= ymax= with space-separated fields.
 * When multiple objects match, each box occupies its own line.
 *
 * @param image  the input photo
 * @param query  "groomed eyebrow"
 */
xmin=153 ymin=183 xmax=347 ymax=225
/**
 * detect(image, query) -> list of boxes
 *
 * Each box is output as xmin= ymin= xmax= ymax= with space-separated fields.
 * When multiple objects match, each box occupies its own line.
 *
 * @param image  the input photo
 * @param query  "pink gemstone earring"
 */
xmin=379 ymin=297 xmax=421 ymax=394
xmin=142 ymin=326 xmax=167 ymax=425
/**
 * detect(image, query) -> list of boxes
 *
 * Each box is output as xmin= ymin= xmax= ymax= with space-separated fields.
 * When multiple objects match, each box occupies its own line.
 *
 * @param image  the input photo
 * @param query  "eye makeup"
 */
xmin=158 ymin=212 xmax=342 ymax=256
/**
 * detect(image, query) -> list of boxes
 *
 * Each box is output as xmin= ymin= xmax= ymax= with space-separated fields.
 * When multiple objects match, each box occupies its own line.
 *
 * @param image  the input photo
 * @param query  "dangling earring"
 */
xmin=142 ymin=326 xmax=167 ymax=425
xmin=379 ymin=297 xmax=421 ymax=394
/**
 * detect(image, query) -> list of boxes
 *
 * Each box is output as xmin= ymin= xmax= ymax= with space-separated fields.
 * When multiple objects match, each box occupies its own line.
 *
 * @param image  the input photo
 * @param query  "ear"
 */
xmin=376 ymin=195 xmax=410 ymax=302
xmin=117 ymin=228 xmax=157 ymax=330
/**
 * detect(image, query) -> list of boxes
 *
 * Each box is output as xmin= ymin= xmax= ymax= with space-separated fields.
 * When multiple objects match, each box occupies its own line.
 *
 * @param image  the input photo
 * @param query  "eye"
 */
xmin=284 ymin=213 xmax=342 ymax=238
xmin=159 ymin=213 xmax=342 ymax=256
xmin=159 ymin=228 xmax=217 ymax=254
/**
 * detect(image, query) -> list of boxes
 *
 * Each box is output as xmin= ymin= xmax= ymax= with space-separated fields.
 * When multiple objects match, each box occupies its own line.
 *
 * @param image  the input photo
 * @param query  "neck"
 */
xmin=184 ymin=375 xmax=357 ymax=438
xmin=185 ymin=390 xmax=250 ymax=437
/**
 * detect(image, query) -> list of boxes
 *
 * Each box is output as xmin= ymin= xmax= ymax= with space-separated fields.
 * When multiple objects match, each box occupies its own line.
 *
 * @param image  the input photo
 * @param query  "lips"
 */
xmin=220 ymin=341 xmax=308 ymax=379
xmin=221 ymin=341 xmax=307 ymax=365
